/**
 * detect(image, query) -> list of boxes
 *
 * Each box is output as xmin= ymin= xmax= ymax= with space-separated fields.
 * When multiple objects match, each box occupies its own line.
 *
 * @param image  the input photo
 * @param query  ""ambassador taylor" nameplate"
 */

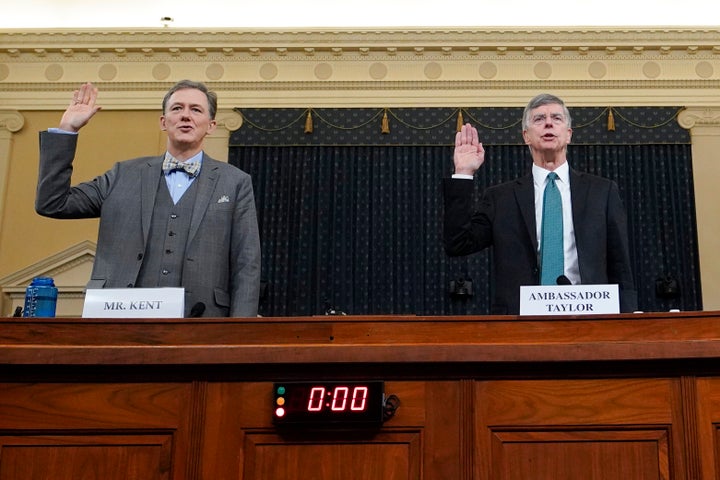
xmin=519 ymin=284 xmax=619 ymax=316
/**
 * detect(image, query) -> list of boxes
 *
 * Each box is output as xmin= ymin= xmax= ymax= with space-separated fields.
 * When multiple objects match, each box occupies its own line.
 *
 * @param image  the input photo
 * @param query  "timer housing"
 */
xmin=273 ymin=381 xmax=385 ymax=427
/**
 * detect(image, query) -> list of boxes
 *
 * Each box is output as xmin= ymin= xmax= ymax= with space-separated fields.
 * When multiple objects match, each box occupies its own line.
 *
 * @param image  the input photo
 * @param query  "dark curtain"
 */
xmin=229 ymin=107 xmax=701 ymax=316
xmin=568 ymin=143 xmax=701 ymax=313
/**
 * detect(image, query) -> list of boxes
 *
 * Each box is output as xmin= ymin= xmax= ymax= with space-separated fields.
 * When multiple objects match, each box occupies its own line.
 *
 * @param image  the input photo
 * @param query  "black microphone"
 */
xmin=189 ymin=302 xmax=206 ymax=318
xmin=556 ymin=275 xmax=572 ymax=285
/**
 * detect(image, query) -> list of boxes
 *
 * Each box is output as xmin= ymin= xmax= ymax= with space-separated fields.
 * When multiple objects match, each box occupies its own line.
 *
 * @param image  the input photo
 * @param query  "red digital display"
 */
xmin=307 ymin=385 xmax=368 ymax=411
xmin=273 ymin=381 xmax=384 ymax=426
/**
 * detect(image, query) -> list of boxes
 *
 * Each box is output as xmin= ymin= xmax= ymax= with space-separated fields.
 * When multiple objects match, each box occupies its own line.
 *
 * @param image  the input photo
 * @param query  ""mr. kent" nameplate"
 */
xmin=82 ymin=288 xmax=185 ymax=318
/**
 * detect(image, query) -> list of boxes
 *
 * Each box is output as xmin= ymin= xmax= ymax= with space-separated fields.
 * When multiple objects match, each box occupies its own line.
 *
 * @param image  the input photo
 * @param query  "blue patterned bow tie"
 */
xmin=162 ymin=157 xmax=201 ymax=177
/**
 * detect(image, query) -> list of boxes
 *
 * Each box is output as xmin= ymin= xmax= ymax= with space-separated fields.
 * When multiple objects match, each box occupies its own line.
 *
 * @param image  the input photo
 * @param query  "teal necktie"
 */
xmin=540 ymin=172 xmax=564 ymax=285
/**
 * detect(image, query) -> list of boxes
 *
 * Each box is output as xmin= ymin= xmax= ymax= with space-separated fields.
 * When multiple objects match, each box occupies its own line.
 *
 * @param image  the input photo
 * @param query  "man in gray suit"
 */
xmin=444 ymin=93 xmax=637 ymax=315
xmin=36 ymin=80 xmax=261 ymax=317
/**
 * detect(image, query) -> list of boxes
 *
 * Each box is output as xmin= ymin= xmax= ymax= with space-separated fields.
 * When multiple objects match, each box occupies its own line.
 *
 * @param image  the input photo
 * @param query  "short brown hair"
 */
xmin=162 ymin=80 xmax=218 ymax=120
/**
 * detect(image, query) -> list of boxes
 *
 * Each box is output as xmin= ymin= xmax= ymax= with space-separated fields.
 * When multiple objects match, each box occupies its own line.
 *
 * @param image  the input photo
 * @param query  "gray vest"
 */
xmin=136 ymin=177 xmax=198 ymax=288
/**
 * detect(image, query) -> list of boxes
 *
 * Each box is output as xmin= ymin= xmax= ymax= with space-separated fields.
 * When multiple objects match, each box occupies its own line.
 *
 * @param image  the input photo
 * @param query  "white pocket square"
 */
xmin=217 ymin=195 xmax=230 ymax=204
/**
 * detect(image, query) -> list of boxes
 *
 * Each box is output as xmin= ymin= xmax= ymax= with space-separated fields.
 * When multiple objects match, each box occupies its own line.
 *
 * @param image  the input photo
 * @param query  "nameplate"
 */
xmin=519 ymin=284 xmax=619 ymax=316
xmin=82 ymin=288 xmax=185 ymax=318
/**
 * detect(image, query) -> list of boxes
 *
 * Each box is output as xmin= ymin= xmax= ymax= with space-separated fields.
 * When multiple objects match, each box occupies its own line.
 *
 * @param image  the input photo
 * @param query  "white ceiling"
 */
xmin=1 ymin=0 xmax=718 ymax=29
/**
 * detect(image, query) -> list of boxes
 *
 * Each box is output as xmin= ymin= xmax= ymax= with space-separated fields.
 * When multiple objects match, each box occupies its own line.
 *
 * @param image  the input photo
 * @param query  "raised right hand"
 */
xmin=453 ymin=123 xmax=485 ymax=176
xmin=58 ymin=82 xmax=102 ymax=132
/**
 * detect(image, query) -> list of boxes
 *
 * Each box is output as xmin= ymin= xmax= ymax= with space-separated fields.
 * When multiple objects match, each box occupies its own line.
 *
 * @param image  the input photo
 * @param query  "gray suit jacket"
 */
xmin=444 ymin=169 xmax=638 ymax=315
xmin=36 ymin=131 xmax=261 ymax=317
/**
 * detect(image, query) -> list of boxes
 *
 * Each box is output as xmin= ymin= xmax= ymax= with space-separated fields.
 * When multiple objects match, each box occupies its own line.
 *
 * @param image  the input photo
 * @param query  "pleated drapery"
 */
xmin=230 ymin=107 xmax=700 ymax=316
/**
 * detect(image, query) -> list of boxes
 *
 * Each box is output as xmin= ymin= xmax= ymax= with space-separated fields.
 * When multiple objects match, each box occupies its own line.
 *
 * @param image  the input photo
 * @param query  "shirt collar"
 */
xmin=532 ymin=161 xmax=570 ymax=188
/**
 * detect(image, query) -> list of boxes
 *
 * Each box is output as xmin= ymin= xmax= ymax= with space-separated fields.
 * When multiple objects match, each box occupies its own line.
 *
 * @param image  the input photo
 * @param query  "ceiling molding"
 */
xmin=2 ymin=27 xmax=720 ymax=109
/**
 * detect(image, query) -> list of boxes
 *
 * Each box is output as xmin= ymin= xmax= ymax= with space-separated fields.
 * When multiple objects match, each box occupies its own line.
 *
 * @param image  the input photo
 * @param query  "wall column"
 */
xmin=0 ymin=111 xmax=25 ymax=233
xmin=204 ymin=109 xmax=243 ymax=162
xmin=678 ymin=107 xmax=720 ymax=310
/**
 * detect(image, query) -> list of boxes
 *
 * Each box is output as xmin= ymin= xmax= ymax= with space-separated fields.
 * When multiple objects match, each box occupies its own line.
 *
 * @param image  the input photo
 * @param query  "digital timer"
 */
xmin=273 ymin=381 xmax=385 ymax=426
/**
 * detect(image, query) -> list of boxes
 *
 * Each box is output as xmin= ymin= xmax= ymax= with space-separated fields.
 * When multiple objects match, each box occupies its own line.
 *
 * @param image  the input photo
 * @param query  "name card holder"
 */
xmin=520 ymin=284 xmax=619 ymax=316
xmin=82 ymin=288 xmax=185 ymax=318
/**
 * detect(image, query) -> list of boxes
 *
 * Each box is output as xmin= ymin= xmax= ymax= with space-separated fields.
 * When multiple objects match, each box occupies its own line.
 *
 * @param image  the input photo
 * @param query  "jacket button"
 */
xmin=137 ymin=253 xmax=143 ymax=260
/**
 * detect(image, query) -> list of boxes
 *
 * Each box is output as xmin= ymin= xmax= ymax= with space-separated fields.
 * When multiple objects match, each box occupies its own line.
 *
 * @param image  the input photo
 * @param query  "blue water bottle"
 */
xmin=22 ymin=276 xmax=58 ymax=317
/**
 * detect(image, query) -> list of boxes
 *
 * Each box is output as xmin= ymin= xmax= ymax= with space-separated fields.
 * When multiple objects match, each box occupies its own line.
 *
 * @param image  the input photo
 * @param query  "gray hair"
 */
xmin=522 ymin=93 xmax=572 ymax=130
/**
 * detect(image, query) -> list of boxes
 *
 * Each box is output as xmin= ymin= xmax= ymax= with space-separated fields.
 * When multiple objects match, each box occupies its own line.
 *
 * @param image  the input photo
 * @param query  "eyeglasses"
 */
xmin=531 ymin=113 xmax=566 ymax=125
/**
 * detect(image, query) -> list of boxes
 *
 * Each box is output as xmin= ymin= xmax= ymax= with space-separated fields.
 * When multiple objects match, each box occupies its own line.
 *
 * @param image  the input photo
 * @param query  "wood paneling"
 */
xmin=694 ymin=377 xmax=720 ymax=479
xmin=243 ymin=431 xmax=419 ymax=480
xmin=0 ymin=435 xmax=172 ymax=480
xmin=0 ymin=383 xmax=193 ymax=480
xmin=2 ymin=312 xmax=720 ymax=478
xmin=201 ymin=381 xmax=461 ymax=479
xmin=490 ymin=430 xmax=667 ymax=480
xmin=476 ymin=379 xmax=677 ymax=480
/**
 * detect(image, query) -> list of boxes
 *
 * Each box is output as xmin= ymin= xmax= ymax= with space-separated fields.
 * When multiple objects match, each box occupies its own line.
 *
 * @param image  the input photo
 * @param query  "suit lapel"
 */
xmin=514 ymin=174 xmax=538 ymax=252
xmin=141 ymin=157 xmax=164 ymax=244
xmin=569 ymin=169 xmax=593 ymax=282
xmin=569 ymin=169 xmax=589 ymax=233
xmin=188 ymin=157 xmax=220 ymax=244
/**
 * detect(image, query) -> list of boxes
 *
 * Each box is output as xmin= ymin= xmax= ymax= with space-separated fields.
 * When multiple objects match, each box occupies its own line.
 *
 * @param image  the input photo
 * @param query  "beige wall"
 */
xmin=679 ymin=109 xmax=720 ymax=311
xmin=1 ymin=27 xmax=719 ymax=311
xmin=0 ymin=110 xmax=163 ymax=278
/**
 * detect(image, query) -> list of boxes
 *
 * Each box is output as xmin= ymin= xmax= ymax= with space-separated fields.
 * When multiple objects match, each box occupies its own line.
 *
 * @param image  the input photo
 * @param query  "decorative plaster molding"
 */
xmin=2 ymin=27 xmax=720 ymax=50
xmin=204 ymin=109 xmax=243 ymax=161
xmin=678 ymin=107 xmax=720 ymax=129
xmin=0 ymin=240 xmax=96 ymax=316
xmin=0 ymin=111 xmax=25 ymax=133
xmin=0 ymin=240 xmax=96 ymax=287
xmin=2 ymin=27 xmax=720 ymax=108
xmin=215 ymin=109 xmax=243 ymax=131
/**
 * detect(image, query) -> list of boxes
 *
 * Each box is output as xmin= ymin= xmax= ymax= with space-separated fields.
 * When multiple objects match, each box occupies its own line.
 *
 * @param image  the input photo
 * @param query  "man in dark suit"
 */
xmin=36 ymin=80 xmax=261 ymax=317
xmin=443 ymin=93 xmax=637 ymax=315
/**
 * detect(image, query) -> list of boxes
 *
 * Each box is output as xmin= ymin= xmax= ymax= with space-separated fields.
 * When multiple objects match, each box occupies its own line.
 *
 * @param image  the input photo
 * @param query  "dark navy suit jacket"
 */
xmin=443 ymin=169 xmax=638 ymax=315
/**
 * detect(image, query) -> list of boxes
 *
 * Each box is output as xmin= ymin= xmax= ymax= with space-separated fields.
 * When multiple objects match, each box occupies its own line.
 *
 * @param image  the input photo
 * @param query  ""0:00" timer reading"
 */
xmin=308 ymin=386 xmax=369 ymax=412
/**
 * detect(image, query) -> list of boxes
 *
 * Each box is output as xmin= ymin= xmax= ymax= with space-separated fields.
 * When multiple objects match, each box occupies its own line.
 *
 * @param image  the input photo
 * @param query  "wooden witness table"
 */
xmin=2 ymin=311 xmax=720 ymax=479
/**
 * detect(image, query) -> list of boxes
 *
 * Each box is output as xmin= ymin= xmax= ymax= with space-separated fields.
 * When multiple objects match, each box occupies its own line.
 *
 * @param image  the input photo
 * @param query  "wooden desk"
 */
xmin=2 ymin=311 xmax=720 ymax=479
